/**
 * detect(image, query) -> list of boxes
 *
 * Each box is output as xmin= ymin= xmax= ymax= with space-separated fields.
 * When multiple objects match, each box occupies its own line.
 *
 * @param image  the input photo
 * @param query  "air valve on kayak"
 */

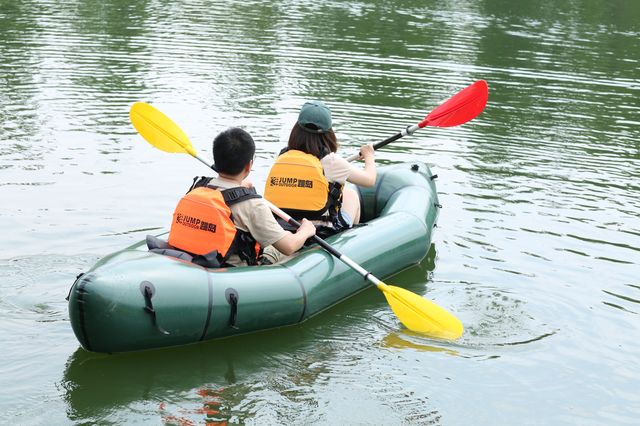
xmin=140 ymin=281 xmax=170 ymax=335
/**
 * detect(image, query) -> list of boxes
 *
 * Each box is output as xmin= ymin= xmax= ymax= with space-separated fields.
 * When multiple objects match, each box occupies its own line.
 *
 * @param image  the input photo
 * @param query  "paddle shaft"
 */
xmin=345 ymin=124 xmax=421 ymax=162
xmin=270 ymin=203 xmax=384 ymax=288
xmin=373 ymin=123 xmax=421 ymax=151
xmin=195 ymin=153 xmax=214 ymax=169
xmin=344 ymin=80 xmax=488 ymax=162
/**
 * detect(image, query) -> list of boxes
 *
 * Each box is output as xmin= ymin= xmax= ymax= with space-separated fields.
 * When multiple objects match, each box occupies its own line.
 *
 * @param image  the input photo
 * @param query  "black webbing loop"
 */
xmin=141 ymin=281 xmax=170 ymax=335
xmin=229 ymin=293 xmax=238 ymax=327
xmin=225 ymin=288 xmax=239 ymax=329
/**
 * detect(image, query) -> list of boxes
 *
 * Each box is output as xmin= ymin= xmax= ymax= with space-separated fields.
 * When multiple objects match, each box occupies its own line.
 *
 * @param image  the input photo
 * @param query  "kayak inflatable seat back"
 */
xmin=68 ymin=162 xmax=440 ymax=353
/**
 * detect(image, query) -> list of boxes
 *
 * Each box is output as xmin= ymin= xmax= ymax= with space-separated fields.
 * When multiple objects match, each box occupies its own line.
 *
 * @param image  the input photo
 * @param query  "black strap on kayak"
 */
xmin=225 ymin=288 xmax=239 ymax=329
xmin=229 ymin=293 xmax=238 ymax=327
xmin=140 ymin=281 xmax=170 ymax=335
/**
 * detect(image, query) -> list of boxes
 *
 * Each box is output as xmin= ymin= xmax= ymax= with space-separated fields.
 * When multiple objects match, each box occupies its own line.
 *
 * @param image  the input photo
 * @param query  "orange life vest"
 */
xmin=264 ymin=149 xmax=342 ymax=220
xmin=168 ymin=184 xmax=262 ymax=265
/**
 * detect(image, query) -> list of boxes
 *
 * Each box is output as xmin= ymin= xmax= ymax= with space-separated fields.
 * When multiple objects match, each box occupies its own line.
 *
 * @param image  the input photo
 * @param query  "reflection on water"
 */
xmin=60 ymin=301 xmax=448 ymax=425
xmin=2 ymin=0 xmax=640 ymax=423
xmin=61 ymin=334 xmax=300 ymax=423
xmin=380 ymin=331 xmax=460 ymax=356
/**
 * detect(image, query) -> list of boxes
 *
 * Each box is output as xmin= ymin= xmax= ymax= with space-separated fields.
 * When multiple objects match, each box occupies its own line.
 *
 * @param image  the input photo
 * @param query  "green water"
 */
xmin=1 ymin=0 xmax=639 ymax=424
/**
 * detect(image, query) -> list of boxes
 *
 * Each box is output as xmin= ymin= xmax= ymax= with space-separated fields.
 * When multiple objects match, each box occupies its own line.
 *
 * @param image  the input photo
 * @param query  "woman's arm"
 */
xmin=346 ymin=144 xmax=376 ymax=187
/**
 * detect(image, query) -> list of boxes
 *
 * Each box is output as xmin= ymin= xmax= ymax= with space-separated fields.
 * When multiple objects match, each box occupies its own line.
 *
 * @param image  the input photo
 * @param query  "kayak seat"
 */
xmin=145 ymin=235 xmax=221 ymax=268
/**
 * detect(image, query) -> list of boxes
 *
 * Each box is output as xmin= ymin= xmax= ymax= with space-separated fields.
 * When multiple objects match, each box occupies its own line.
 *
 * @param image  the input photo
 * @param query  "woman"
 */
xmin=264 ymin=100 xmax=376 ymax=231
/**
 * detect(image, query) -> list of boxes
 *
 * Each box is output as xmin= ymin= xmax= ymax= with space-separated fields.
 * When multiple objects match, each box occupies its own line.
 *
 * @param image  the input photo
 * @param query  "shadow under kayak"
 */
xmin=68 ymin=162 xmax=440 ymax=353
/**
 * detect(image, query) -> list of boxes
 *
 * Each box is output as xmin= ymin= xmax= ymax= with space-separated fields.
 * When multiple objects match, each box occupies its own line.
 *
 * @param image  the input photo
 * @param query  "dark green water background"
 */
xmin=1 ymin=0 xmax=639 ymax=424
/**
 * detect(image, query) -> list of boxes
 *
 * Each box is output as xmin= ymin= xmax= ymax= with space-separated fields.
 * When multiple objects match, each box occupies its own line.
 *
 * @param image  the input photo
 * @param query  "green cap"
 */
xmin=297 ymin=100 xmax=332 ymax=133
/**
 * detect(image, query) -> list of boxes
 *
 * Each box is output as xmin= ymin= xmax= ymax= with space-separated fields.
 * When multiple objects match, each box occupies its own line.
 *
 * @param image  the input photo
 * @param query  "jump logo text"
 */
xmin=269 ymin=177 xmax=313 ymax=188
xmin=176 ymin=213 xmax=217 ymax=233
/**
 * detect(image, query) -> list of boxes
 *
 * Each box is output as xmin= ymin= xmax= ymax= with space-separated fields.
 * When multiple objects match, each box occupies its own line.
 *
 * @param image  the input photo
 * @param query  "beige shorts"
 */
xmin=260 ymin=245 xmax=291 ymax=265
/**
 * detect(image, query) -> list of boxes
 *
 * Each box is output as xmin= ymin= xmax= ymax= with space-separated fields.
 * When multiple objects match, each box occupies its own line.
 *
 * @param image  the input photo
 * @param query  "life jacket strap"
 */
xmin=326 ymin=181 xmax=344 ymax=217
xmin=220 ymin=186 xmax=261 ymax=205
xmin=188 ymin=176 xmax=213 ymax=193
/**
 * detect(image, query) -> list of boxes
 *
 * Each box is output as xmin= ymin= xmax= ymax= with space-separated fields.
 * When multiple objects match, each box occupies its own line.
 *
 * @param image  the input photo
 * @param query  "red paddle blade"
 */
xmin=420 ymin=80 xmax=488 ymax=128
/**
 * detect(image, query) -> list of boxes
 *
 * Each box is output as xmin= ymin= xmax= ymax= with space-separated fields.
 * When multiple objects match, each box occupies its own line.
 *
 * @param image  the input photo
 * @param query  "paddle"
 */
xmin=130 ymin=102 xmax=464 ymax=340
xmin=346 ymin=80 xmax=488 ymax=161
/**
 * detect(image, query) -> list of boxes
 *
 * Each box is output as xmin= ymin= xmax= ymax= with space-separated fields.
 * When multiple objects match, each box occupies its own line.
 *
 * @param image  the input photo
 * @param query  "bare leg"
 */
xmin=341 ymin=187 xmax=361 ymax=224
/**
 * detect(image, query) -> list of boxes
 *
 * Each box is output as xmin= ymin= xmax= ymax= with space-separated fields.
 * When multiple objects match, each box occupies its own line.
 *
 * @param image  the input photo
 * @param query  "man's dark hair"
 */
xmin=212 ymin=127 xmax=255 ymax=175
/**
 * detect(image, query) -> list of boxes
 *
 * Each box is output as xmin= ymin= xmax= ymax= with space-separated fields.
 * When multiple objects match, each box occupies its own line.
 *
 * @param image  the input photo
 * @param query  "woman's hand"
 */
xmin=349 ymin=143 xmax=377 ymax=187
xmin=358 ymin=144 xmax=375 ymax=162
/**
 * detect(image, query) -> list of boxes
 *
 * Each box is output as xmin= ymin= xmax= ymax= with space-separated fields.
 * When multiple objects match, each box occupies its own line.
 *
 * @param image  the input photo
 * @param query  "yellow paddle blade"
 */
xmin=378 ymin=283 xmax=464 ymax=340
xmin=129 ymin=102 xmax=197 ymax=157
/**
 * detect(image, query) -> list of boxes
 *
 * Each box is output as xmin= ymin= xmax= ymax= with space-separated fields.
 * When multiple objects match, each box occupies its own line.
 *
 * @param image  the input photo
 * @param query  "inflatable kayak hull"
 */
xmin=68 ymin=162 xmax=440 ymax=353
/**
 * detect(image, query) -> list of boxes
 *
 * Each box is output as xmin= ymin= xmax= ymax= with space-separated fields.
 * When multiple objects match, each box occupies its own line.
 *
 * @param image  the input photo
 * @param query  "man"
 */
xmin=168 ymin=127 xmax=315 ymax=266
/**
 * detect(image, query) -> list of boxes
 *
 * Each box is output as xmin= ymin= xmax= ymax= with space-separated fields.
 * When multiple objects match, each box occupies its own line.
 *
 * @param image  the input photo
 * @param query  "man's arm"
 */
xmin=272 ymin=218 xmax=316 ymax=255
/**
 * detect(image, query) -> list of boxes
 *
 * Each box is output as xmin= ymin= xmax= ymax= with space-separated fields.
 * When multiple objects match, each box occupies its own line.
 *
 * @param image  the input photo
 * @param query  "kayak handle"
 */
xmin=141 ymin=281 xmax=170 ymax=335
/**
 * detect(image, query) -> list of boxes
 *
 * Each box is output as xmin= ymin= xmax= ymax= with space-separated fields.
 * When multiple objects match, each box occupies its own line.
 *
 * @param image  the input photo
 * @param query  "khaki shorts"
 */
xmin=260 ymin=245 xmax=290 ymax=265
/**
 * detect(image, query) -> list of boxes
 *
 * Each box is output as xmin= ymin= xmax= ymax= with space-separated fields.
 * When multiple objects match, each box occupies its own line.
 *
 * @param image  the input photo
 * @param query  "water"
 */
xmin=1 ymin=0 xmax=639 ymax=424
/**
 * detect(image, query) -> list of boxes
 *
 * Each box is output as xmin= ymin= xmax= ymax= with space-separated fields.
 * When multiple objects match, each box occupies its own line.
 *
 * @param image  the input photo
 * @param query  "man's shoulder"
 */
xmin=231 ymin=195 xmax=270 ymax=215
xmin=231 ymin=196 xmax=279 ymax=231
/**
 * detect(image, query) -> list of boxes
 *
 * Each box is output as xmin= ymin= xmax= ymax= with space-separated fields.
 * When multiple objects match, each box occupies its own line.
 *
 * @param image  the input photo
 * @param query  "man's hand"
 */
xmin=297 ymin=218 xmax=317 ymax=239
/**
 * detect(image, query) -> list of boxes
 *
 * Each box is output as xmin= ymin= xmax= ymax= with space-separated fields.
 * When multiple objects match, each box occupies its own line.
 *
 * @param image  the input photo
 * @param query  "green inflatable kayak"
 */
xmin=68 ymin=162 xmax=440 ymax=353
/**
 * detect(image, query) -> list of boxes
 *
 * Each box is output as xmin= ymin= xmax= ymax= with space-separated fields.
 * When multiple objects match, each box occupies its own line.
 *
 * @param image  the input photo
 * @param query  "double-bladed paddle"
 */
xmin=130 ymin=102 xmax=464 ymax=340
xmin=346 ymin=80 xmax=488 ymax=161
